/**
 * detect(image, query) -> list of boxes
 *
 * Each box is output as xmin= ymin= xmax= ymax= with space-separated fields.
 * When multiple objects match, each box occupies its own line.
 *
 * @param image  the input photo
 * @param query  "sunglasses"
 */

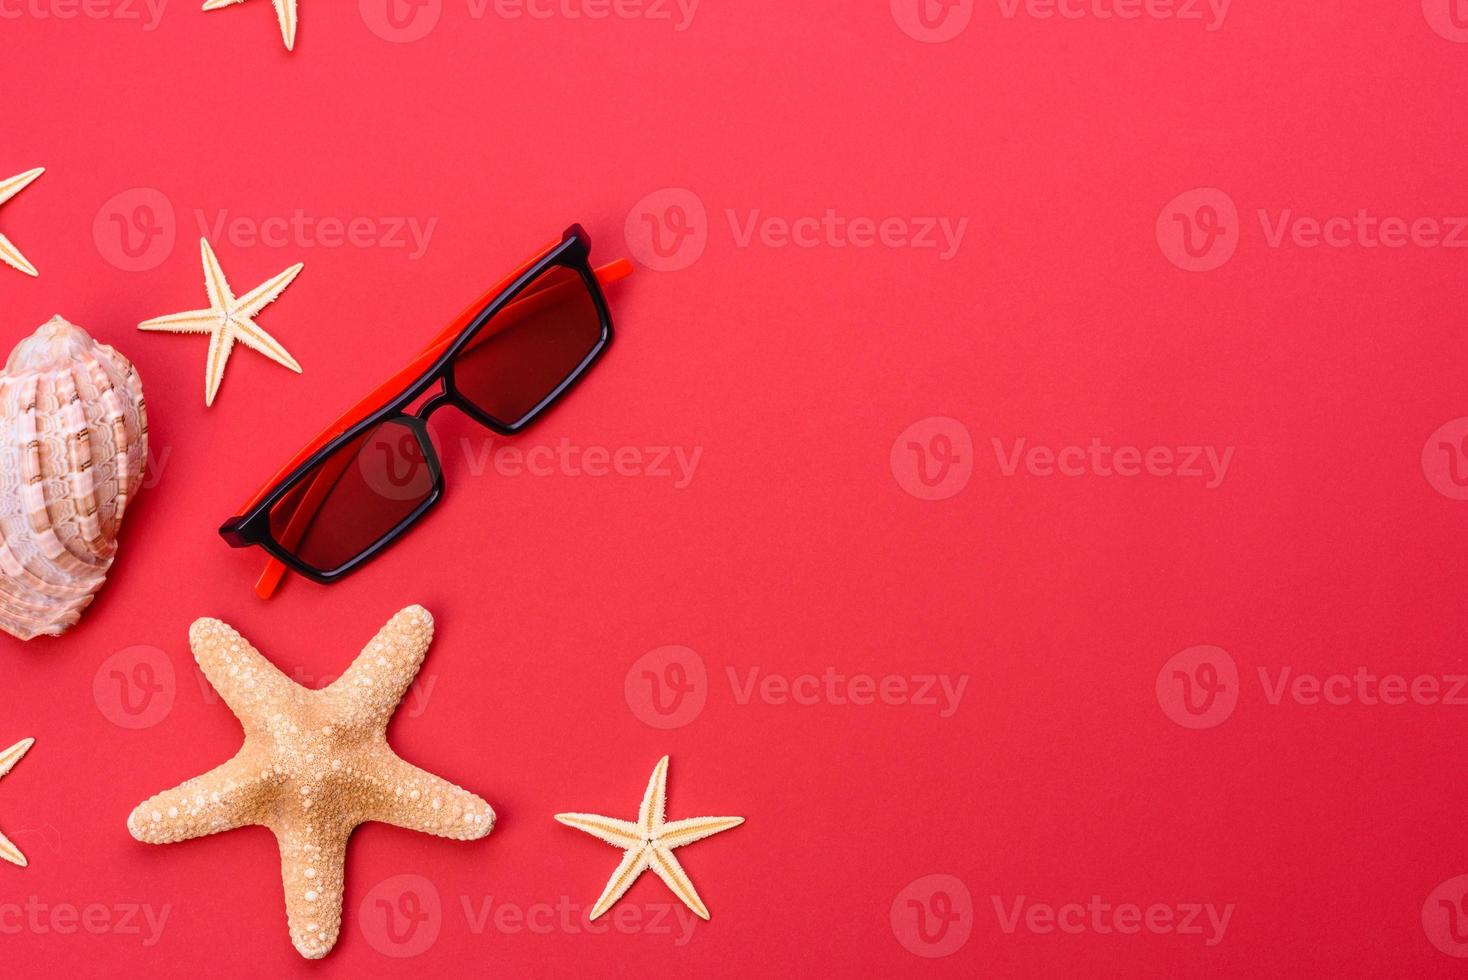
xmin=220 ymin=224 xmax=631 ymax=598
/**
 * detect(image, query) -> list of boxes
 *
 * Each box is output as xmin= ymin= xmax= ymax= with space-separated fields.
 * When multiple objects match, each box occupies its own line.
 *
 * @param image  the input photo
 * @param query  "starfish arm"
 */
xmin=274 ymin=0 xmax=298 ymax=49
xmin=554 ymin=813 xmax=644 ymax=849
xmin=0 ymin=232 xmax=38 ymax=277
xmin=656 ymin=815 xmax=744 ymax=849
xmin=234 ymin=261 xmax=303 ymax=319
xmin=588 ymin=847 xmax=650 ymax=920
xmin=201 ymin=0 xmax=247 ymax=8
xmin=0 ymin=168 xmax=43 ymax=207
xmin=0 ymin=738 xmax=34 ymax=864
xmin=127 ymin=750 xmax=272 ymax=844
xmin=0 ymin=828 xmax=26 ymax=867
xmin=198 ymin=238 xmax=236 ymax=309
xmin=204 ymin=328 xmax=235 ymax=406
xmin=324 ymin=606 xmax=434 ymax=735
xmin=0 ymin=737 xmax=33 ymax=779
xmin=188 ymin=617 xmax=300 ymax=731
xmin=230 ymin=314 xmax=302 ymax=373
xmin=137 ymin=310 xmax=222 ymax=334
xmin=361 ymin=751 xmax=495 ymax=840
xmin=276 ymin=820 xmax=350 ymax=959
xmin=649 ymin=845 xmax=711 ymax=920
xmin=639 ymin=756 xmax=669 ymax=833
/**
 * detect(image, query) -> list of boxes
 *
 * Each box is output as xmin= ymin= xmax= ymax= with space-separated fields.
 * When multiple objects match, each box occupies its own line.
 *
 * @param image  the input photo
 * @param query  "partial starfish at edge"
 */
xmin=0 ymin=738 xmax=36 ymax=867
xmin=127 ymin=606 xmax=495 ymax=959
xmin=139 ymin=238 xmax=304 ymax=406
xmin=556 ymin=756 xmax=742 ymax=921
xmin=0 ymin=168 xmax=44 ymax=277
xmin=203 ymin=0 xmax=299 ymax=50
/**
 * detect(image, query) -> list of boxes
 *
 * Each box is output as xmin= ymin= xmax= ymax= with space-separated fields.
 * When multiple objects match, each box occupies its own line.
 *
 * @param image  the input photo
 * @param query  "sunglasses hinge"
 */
xmin=218 ymin=516 xmax=257 ymax=548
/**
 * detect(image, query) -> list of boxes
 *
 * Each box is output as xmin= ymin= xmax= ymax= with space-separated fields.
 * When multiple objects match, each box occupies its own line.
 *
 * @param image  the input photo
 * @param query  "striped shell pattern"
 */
xmin=0 ymin=316 xmax=147 ymax=640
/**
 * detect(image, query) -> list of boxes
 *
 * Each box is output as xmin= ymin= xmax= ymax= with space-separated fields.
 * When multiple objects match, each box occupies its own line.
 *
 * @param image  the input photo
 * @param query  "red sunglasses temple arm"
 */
xmin=250 ymin=256 xmax=633 ymax=600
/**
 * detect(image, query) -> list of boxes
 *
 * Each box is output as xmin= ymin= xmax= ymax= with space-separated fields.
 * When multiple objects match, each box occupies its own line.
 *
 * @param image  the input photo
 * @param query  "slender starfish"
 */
xmin=0 ymin=738 xmax=35 ymax=867
xmin=128 ymin=606 xmax=495 ymax=958
xmin=138 ymin=238 xmax=304 ymax=406
xmin=0 ymin=168 xmax=44 ymax=277
xmin=203 ymin=0 xmax=299 ymax=50
xmin=556 ymin=756 xmax=743 ymax=921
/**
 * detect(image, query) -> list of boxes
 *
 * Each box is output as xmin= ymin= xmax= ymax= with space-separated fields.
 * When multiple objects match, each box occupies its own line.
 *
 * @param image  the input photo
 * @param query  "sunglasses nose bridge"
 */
xmin=416 ymin=388 xmax=456 ymax=420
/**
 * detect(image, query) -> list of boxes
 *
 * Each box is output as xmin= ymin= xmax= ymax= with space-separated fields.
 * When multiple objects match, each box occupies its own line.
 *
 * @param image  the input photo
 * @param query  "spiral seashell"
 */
xmin=0 ymin=316 xmax=147 ymax=640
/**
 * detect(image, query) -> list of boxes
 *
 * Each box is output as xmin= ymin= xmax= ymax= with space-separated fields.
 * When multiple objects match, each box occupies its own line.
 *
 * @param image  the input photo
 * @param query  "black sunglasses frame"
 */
xmin=218 ymin=224 xmax=614 ymax=583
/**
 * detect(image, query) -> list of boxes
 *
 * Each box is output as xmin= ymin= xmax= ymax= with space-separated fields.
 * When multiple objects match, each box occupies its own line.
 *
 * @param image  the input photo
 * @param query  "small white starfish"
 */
xmin=203 ymin=0 xmax=299 ymax=51
xmin=139 ymin=238 xmax=304 ymax=407
xmin=556 ymin=757 xmax=742 ymax=921
xmin=0 ymin=168 xmax=44 ymax=277
xmin=0 ymin=738 xmax=35 ymax=868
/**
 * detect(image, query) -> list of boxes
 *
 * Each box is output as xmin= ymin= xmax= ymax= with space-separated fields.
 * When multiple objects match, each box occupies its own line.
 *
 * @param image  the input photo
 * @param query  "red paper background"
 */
xmin=3 ymin=1 xmax=1468 ymax=975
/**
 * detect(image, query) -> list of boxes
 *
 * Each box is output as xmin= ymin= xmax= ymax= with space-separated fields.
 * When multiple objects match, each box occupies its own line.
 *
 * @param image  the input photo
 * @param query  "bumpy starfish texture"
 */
xmin=138 ymin=238 xmax=303 ymax=406
xmin=0 ymin=168 xmax=44 ymax=277
xmin=128 ymin=606 xmax=494 ymax=959
xmin=556 ymin=757 xmax=742 ymax=921
xmin=0 ymin=738 xmax=35 ymax=867
xmin=203 ymin=0 xmax=299 ymax=50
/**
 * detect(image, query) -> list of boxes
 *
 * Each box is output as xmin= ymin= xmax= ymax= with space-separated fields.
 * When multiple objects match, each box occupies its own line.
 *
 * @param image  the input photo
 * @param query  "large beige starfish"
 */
xmin=204 ymin=0 xmax=299 ymax=50
xmin=0 ymin=738 xmax=35 ymax=867
xmin=138 ymin=238 xmax=303 ymax=406
xmin=556 ymin=757 xmax=742 ymax=921
xmin=128 ymin=606 xmax=495 ymax=959
xmin=0 ymin=168 xmax=44 ymax=277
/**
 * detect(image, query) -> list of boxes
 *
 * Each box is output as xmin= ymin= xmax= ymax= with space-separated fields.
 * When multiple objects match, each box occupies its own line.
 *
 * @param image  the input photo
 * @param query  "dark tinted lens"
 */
xmin=452 ymin=264 xmax=603 ymax=427
xmin=268 ymin=418 xmax=435 ymax=572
